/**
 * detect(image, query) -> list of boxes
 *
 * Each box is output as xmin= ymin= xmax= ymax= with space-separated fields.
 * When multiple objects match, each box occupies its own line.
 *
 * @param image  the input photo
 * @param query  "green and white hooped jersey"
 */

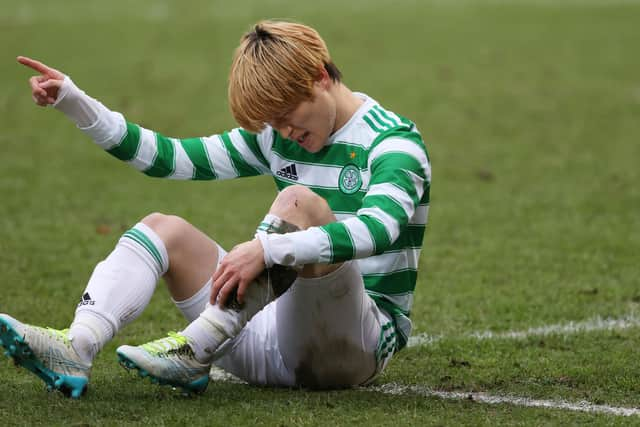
xmin=93 ymin=93 xmax=430 ymax=351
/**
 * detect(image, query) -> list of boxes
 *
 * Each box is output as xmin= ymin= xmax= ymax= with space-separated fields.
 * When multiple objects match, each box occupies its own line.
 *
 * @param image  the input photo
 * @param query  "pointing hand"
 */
xmin=17 ymin=56 xmax=65 ymax=107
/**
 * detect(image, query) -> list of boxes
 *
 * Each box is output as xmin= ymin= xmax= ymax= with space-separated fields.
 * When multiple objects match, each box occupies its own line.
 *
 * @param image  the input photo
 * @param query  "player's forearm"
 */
xmin=257 ymin=215 xmax=389 ymax=267
xmin=53 ymin=77 xmax=127 ymax=148
xmin=258 ymin=184 xmax=426 ymax=267
xmin=257 ymin=227 xmax=330 ymax=267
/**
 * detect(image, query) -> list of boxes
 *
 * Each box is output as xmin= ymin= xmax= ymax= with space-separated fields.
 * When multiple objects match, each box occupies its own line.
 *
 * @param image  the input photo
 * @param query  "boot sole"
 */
xmin=116 ymin=350 xmax=209 ymax=395
xmin=0 ymin=317 xmax=88 ymax=399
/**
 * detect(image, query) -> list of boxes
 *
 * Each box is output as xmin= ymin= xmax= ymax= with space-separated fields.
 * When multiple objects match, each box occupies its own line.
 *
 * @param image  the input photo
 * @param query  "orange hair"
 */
xmin=228 ymin=20 xmax=342 ymax=132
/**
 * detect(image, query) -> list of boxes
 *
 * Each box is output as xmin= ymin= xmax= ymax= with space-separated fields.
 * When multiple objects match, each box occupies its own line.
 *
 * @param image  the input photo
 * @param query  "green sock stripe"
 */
xmin=257 ymin=222 xmax=272 ymax=232
xmin=126 ymin=229 xmax=164 ymax=268
xmin=123 ymin=229 xmax=164 ymax=269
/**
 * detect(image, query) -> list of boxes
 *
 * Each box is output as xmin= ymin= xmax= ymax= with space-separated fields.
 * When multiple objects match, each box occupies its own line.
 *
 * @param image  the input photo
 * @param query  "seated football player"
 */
xmin=0 ymin=20 xmax=431 ymax=398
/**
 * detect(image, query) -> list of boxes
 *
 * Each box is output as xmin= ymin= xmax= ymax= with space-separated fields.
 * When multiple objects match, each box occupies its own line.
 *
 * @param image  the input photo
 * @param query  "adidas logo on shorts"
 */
xmin=276 ymin=164 xmax=299 ymax=181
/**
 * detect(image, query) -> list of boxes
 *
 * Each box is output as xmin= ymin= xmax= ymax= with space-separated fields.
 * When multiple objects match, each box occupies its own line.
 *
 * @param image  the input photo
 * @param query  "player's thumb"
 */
xmin=38 ymin=79 xmax=63 ymax=89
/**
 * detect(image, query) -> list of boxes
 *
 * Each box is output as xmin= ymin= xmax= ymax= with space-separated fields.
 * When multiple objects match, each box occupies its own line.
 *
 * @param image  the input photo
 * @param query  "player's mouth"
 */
xmin=296 ymin=131 xmax=310 ymax=146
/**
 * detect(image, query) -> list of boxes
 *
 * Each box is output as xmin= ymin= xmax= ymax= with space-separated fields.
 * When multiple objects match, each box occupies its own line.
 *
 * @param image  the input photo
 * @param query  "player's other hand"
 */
xmin=210 ymin=239 xmax=266 ymax=308
xmin=17 ymin=56 xmax=65 ymax=107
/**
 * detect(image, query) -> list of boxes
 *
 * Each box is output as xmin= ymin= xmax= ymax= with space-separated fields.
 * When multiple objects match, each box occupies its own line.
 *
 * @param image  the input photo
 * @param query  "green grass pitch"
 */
xmin=1 ymin=0 xmax=639 ymax=425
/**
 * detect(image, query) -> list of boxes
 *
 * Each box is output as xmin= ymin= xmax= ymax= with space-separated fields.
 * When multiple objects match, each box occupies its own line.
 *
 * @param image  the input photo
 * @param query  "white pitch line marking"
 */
xmin=408 ymin=314 xmax=640 ymax=347
xmin=209 ymin=366 xmax=640 ymax=417
xmin=209 ymin=314 xmax=640 ymax=417
xmin=369 ymin=383 xmax=640 ymax=417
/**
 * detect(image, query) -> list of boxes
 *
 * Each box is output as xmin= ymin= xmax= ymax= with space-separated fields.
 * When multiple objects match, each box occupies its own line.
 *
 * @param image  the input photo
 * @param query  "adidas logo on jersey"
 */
xmin=276 ymin=164 xmax=299 ymax=181
xmin=78 ymin=292 xmax=95 ymax=306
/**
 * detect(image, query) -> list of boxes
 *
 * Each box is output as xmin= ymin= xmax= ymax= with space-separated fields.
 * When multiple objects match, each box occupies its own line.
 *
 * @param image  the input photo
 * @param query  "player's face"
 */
xmin=270 ymin=83 xmax=336 ymax=153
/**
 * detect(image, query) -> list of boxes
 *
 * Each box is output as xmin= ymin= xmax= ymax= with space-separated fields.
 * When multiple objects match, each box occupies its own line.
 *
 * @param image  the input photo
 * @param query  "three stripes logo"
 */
xmin=78 ymin=292 xmax=95 ymax=306
xmin=276 ymin=164 xmax=299 ymax=181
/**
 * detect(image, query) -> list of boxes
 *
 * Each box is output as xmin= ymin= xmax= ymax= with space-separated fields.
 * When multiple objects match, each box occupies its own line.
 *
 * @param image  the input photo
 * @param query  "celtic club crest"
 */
xmin=338 ymin=164 xmax=362 ymax=194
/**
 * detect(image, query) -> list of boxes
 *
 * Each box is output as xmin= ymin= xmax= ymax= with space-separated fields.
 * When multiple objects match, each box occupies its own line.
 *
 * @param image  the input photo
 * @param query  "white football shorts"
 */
xmin=174 ymin=244 xmax=394 ymax=388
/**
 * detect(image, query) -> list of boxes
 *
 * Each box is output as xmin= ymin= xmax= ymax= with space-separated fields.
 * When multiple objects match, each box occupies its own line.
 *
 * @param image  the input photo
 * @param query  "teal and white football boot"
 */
xmin=116 ymin=332 xmax=210 ymax=394
xmin=0 ymin=314 xmax=90 ymax=398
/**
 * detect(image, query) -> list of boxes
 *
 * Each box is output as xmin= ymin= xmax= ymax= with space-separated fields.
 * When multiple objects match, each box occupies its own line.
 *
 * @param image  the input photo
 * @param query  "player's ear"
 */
xmin=316 ymin=67 xmax=332 ymax=90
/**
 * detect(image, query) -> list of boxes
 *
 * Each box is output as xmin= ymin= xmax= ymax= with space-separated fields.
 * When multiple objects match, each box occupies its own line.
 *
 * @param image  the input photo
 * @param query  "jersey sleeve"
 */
xmin=260 ymin=131 xmax=430 ymax=266
xmin=56 ymin=77 xmax=271 ymax=180
xmin=103 ymin=121 xmax=271 ymax=180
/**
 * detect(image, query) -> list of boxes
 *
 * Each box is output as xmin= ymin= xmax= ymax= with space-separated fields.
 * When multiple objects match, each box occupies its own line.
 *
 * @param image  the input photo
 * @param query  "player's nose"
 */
xmin=276 ymin=125 xmax=300 ymax=140
xmin=283 ymin=126 xmax=294 ymax=139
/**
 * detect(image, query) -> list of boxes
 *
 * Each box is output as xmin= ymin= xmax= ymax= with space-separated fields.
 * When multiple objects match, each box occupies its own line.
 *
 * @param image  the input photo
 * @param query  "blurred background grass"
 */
xmin=1 ymin=0 xmax=639 ymax=424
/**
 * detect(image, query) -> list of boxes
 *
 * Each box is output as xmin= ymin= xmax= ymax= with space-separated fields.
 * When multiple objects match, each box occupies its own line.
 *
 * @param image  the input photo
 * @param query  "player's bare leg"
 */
xmin=140 ymin=212 xmax=221 ymax=303
xmin=113 ymin=195 xmax=301 ymax=392
xmin=117 ymin=185 xmax=380 ymax=391
xmin=115 ymin=185 xmax=333 ymax=392
xmin=0 ymin=213 xmax=221 ymax=398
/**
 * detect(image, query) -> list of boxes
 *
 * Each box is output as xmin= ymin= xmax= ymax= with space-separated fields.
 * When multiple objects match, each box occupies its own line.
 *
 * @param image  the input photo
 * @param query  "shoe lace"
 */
xmin=141 ymin=331 xmax=188 ymax=354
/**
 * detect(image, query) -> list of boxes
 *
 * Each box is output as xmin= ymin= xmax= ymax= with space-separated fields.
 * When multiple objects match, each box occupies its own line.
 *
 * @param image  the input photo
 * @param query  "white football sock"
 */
xmin=182 ymin=288 xmax=272 ymax=364
xmin=172 ymin=245 xmax=226 ymax=322
xmin=182 ymin=214 xmax=294 ymax=363
xmin=173 ymin=278 xmax=213 ymax=323
xmin=69 ymin=223 xmax=169 ymax=363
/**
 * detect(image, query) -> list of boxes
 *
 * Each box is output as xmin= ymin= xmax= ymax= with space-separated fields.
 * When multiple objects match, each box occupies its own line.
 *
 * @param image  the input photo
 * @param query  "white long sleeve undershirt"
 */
xmin=257 ymin=227 xmax=330 ymax=268
xmin=53 ymin=77 xmax=126 ymax=147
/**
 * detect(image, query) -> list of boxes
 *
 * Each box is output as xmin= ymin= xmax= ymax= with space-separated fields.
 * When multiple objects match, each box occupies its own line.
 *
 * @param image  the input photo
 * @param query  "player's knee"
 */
xmin=141 ymin=212 xmax=168 ymax=227
xmin=141 ymin=212 xmax=191 ymax=248
xmin=270 ymin=185 xmax=311 ymax=216
xmin=277 ymin=184 xmax=317 ymax=204
xmin=270 ymin=185 xmax=333 ymax=227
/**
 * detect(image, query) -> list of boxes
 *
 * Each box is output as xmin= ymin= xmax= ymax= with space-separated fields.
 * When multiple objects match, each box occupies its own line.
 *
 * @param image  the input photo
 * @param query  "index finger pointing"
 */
xmin=17 ymin=56 xmax=57 ymax=75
